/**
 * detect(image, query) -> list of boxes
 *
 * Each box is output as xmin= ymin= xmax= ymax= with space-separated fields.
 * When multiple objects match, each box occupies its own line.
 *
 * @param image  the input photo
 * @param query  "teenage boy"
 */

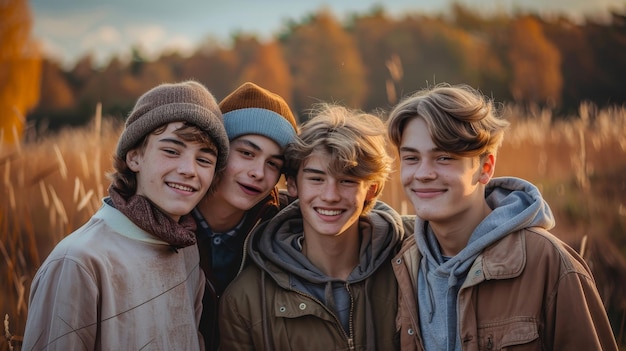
xmin=192 ymin=82 xmax=298 ymax=349
xmin=218 ymin=103 xmax=407 ymax=350
xmin=387 ymin=83 xmax=618 ymax=351
xmin=22 ymin=80 xmax=229 ymax=350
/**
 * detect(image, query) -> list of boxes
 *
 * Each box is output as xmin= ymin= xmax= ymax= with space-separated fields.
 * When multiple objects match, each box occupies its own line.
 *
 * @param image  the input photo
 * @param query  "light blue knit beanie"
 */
xmin=218 ymin=82 xmax=297 ymax=148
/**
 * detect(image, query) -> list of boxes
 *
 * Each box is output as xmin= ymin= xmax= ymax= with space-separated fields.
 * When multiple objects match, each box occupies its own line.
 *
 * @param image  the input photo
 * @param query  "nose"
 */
xmin=414 ymin=160 xmax=436 ymax=181
xmin=178 ymin=155 xmax=198 ymax=177
xmin=247 ymin=160 xmax=265 ymax=180
xmin=320 ymin=180 xmax=341 ymax=202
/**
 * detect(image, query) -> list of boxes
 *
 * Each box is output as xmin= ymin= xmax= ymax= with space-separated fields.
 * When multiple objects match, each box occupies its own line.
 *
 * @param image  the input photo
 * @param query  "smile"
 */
xmin=316 ymin=208 xmax=342 ymax=216
xmin=168 ymin=183 xmax=194 ymax=192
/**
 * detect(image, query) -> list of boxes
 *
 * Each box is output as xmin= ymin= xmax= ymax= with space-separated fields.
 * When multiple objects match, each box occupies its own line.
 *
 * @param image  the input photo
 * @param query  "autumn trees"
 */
xmin=16 ymin=4 xmax=626 ymax=136
xmin=0 ymin=0 xmax=41 ymax=144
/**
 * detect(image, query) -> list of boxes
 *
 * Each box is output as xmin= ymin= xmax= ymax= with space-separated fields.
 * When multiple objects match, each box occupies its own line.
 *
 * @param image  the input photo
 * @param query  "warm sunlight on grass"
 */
xmin=2 ymin=104 xmax=626 ymax=350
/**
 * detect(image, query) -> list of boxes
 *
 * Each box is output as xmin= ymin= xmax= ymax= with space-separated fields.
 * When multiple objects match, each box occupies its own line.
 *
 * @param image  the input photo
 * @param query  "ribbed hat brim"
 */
xmin=116 ymin=102 xmax=230 ymax=170
xmin=223 ymin=107 xmax=296 ymax=148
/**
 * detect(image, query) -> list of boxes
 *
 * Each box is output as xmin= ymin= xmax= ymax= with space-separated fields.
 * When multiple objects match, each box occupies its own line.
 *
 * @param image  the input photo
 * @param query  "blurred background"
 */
xmin=2 ymin=0 xmax=626 ymax=349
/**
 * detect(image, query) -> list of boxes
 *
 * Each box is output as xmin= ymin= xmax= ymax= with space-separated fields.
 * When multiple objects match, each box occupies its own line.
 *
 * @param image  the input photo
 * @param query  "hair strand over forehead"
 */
xmin=387 ymin=83 xmax=510 ymax=158
xmin=285 ymin=103 xmax=393 ymax=213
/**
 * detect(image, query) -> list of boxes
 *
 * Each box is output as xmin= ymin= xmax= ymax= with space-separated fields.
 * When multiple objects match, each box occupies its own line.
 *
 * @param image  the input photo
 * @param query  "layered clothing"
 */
xmin=23 ymin=198 xmax=205 ymax=351
xmin=193 ymin=187 xmax=293 ymax=350
xmin=393 ymin=177 xmax=618 ymax=351
xmin=219 ymin=200 xmax=407 ymax=350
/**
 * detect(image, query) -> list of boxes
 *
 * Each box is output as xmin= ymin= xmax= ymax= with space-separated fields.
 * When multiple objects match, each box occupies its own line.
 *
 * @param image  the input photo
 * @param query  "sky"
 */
xmin=30 ymin=0 xmax=626 ymax=68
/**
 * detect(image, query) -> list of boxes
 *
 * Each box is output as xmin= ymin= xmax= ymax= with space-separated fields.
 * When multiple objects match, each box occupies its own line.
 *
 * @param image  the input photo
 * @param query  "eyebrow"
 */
xmin=235 ymin=138 xmax=284 ymax=160
xmin=159 ymin=137 xmax=217 ymax=155
xmin=399 ymin=146 xmax=445 ymax=153
xmin=302 ymin=167 xmax=326 ymax=175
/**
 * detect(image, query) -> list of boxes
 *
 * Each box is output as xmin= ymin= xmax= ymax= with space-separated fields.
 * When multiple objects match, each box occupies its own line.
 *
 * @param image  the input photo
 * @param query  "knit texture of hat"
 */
xmin=219 ymin=82 xmax=297 ymax=148
xmin=116 ymin=80 xmax=229 ymax=171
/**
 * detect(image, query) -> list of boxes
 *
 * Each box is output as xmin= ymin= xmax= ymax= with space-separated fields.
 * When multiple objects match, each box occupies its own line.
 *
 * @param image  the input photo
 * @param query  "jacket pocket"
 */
xmin=477 ymin=317 xmax=539 ymax=350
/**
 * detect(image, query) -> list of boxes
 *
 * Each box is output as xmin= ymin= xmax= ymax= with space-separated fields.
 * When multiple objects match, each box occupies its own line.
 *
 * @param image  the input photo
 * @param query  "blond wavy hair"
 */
xmin=285 ymin=103 xmax=393 ymax=213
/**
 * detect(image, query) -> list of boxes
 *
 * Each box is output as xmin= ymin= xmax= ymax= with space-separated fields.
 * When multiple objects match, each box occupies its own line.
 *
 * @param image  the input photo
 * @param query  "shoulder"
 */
xmin=510 ymin=228 xmax=594 ymax=281
xmin=222 ymin=264 xmax=266 ymax=300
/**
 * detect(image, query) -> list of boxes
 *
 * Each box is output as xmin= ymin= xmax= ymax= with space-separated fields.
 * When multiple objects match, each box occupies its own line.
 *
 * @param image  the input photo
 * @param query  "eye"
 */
xmin=267 ymin=159 xmax=283 ymax=171
xmin=339 ymin=177 xmax=360 ymax=186
xmin=197 ymin=157 xmax=216 ymax=166
xmin=437 ymin=154 xmax=453 ymax=162
xmin=400 ymin=153 xmax=419 ymax=163
xmin=162 ymin=148 xmax=179 ymax=156
xmin=238 ymin=149 xmax=254 ymax=158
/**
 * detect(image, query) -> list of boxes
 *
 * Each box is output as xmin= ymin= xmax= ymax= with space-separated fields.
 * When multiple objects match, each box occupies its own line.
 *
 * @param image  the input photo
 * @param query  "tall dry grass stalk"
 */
xmin=2 ymin=103 xmax=626 ymax=350
xmin=1 ymin=116 xmax=121 ymax=351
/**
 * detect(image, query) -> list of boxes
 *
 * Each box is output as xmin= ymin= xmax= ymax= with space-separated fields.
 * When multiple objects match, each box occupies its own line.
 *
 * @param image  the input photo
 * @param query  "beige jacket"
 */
xmin=22 ymin=201 xmax=205 ymax=351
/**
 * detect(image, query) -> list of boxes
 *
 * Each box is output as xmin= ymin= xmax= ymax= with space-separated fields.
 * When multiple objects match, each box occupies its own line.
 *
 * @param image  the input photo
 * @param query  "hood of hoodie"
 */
xmin=416 ymin=175 xmax=555 ymax=278
xmin=248 ymin=199 xmax=405 ymax=287
xmin=415 ymin=176 xmax=556 ymax=351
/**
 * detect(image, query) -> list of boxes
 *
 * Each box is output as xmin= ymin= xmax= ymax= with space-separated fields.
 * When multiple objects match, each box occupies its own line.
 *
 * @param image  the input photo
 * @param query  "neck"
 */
xmin=196 ymin=193 xmax=245 ymax=233
xmin=430 ymin=201 xmax=492 ymax=257
xmin=301 ymin=224 xmax=361 ymax=280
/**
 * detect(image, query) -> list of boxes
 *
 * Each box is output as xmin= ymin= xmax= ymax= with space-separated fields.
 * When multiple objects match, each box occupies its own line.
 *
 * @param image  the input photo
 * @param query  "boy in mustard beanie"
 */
xmin=22 ymin=80 xmax=228 ymax=350
xmin=192 ymin=82 xmax=298 ymax=350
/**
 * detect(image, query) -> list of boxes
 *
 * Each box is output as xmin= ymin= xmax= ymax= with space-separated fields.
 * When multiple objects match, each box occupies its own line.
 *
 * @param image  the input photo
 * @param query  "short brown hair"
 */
xmin=387 ymin=83 xmax=509 ymax=158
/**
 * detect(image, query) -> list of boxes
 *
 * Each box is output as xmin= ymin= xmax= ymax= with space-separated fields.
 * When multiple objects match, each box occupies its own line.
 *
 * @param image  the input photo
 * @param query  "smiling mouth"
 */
xmin=168 ymin=183 xmax=194 ymax=192
xmin=316 ymin=208 xmax=342 ymax=216
xmin=240 ymin=183 xmax=261 ymax=194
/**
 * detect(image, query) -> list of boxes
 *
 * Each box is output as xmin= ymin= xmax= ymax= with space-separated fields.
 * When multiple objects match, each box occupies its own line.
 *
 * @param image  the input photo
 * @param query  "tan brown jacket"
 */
xmin=392 ymin=227 xmax=619 ymax=351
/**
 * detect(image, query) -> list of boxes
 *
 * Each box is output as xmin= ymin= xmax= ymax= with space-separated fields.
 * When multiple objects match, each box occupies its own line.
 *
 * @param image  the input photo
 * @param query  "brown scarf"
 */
xmin=108 ymin=185 xmax=197 ymax=248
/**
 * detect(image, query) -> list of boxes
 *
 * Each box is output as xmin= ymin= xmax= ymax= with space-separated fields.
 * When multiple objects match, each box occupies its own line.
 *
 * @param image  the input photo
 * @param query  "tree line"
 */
xmin=8 ymin=3 xmax=626 ymax=139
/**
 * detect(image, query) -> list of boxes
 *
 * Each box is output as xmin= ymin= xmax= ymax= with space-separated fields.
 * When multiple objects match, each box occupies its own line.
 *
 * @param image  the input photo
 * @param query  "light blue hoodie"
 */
xmin=416 ymin=177 xmax=555 ymax=351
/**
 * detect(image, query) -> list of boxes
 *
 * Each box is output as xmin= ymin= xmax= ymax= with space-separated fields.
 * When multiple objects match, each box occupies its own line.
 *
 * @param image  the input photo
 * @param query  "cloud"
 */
xmin=33 ymin=8 xmax=111 ymax=39
xmin=161 ymin=35 xmax=196 ymax=57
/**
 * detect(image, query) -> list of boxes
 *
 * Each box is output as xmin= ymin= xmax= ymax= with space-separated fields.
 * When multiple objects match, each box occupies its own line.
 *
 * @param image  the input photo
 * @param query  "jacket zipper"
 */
xmin=346 ymin=282 xmax=356 ymax=350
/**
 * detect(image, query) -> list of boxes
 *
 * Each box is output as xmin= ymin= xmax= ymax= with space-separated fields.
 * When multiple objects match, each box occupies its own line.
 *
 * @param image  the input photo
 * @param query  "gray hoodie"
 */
xmin=416 ymin=176 xmax=555 ymax=351
xmin=248 ymin=200 xmax=405 ymax=332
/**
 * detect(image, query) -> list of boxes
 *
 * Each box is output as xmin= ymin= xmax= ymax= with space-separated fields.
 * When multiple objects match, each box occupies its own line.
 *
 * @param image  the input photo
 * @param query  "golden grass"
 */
xmin=2 ymin=104 xmax=626 ymax=349
xmin=1 ymin=117 xmax=121 ymax=350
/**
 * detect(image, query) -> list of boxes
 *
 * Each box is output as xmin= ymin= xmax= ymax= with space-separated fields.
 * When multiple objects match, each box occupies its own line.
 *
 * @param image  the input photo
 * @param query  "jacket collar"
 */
xmin=462 ymin=231 xmax=526 ymax=288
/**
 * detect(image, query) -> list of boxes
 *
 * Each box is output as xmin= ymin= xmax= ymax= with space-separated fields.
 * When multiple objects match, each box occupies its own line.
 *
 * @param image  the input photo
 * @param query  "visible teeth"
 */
xmin=317 ymin=209 xmax=341 ymax=216
xmin=169 ymin=183 xmax=193 ymax=192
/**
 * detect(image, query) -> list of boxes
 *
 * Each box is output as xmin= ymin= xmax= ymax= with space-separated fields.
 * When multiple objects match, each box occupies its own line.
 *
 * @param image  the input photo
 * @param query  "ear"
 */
xmin=365 ymin=183 xmax=379 ymax=201
xmin=286 ymin=176 xmax=298 ymax=197
xmin=478 ymin=154 xmax=496 ymax=184
xmin=126 ymin=149 xmax=141 ymax=172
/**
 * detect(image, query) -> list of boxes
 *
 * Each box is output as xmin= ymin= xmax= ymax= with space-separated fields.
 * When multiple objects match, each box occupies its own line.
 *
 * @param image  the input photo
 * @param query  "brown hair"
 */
xmin=387 ymin=83 xmax=509 ymax=158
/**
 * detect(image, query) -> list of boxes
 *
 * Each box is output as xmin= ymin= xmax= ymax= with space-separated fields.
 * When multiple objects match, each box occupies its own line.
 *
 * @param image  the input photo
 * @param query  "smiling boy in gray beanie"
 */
xmin=23 ymin=80 xmax=228 ymax=351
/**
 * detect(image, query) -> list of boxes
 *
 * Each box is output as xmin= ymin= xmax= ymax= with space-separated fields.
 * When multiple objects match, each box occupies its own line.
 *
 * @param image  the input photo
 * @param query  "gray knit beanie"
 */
xmin=219 ymin=82 xmax=297 ymax=148
xmin=116 ymin=80 xmax=229 ymax=171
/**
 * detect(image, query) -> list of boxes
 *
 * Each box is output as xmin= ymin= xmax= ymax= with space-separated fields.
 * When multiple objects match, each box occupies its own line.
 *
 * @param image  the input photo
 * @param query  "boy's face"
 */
xmin=127 ymin=122 xmax=218 ymax=222
xmin=398 ymin=117 xmax=493 ymax=225
xmin=287 ymin=150 xmax=375 ymax=238
xmin=213 ymin=134 xmax=283 ymax=211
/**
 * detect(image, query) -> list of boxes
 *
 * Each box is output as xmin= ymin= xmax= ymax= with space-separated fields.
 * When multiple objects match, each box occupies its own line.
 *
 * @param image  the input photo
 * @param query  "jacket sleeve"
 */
xmin=548 ymin=246 xmax=619 ymax=351
xmin=22 ymin=257 xmax=99 ymax=351
xmin=218 ymin=289 xmax=256 ymax=351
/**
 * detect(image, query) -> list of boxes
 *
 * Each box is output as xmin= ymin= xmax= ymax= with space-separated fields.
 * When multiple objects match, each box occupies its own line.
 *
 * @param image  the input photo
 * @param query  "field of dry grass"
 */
xmin=2 ymin=103 xmax=626 ymax=350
